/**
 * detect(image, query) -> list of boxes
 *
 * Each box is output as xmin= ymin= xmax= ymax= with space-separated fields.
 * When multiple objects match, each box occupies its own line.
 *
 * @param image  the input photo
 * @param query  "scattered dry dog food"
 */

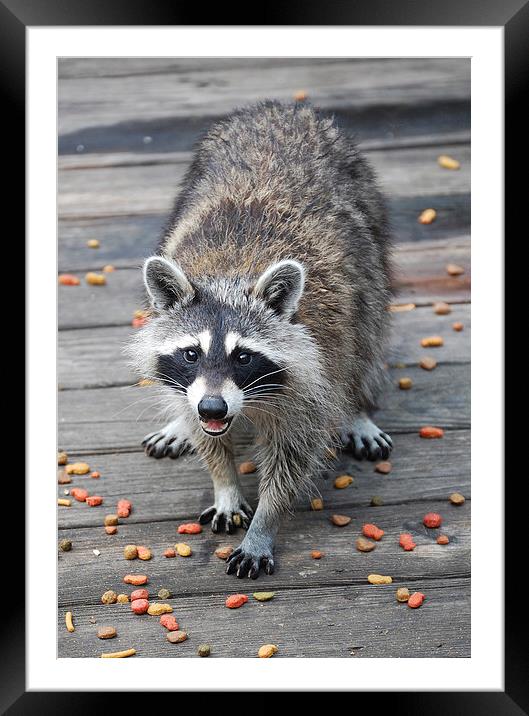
xmin=449 ymin=492 xmax=465 ymax=505
xmin=65 ymin=462 xmax=90 ymax=475
xmin=398 ymin=377 xmax=413 ymax=390
xmin=293 ymin=89 xmax=308 ymax=101
xmin=253 ymin=592 xmax=275 ymax=602
xmin=437 ymin=534 xmax=450 ymax=545
xmin=160 ymin=614 xmax=179 ymax=631
xmin=399 ymin=533 xmax=417 ymax=551
xmin=104 ymin=514 xmax=119 ymax=526
xmin=311 ymin=497 xmax=324 ymax=511
xmin=101 ymin=590 xmax=118 ymax=605
xmin=368 ymin=574 xmax=393 ymax=585
xmin=116 ymin=594 xmax=129 ymax=603
xmin=311 ymin=550 xmax=324 ymax=559
xmin=214 ymin=546 xmax=233 ymax=560
xmin=137 ymin=546 xmax=152 ymax=561
xmin=97 ymin=626 xmax=117 ymax=639
xmin=198 ymin=644 xmax=211 ymax=657
xmin=362 ymin=523 xmax=384 ymax=541
xmin=396 ymin=587 xmax=410 ymax=603
xmin=100 ymin=648 xmax=136 ymax=658
xmin=388 ymin=302 xmax=416 ymax=312
xmin=70 ymin=487 xmax=89 ymax=502
xmin=438 ymin=155 xmax=460 ymax=170
xmin=375 ymin=461 xmax=392 ymax=474
xmin=258 ymin=644 xmax=278 ymax=658
xmin=371 ymin=496 xmax=384 ymax=506
xmin=86 ymin=495 xmax=103 ymax=507
xmin=178 ymin=523 xmax=202 ymax=534
xmin=166 ymin=630 xmax=188 ymax=644
xmin=57 ymin=470 xmax=71 ymax=485
xmin=158 ymin=588 xmax=172 ymax=600
xmin=452 ymin=322 xmax=464 ymax=331
xmin=147 ymin=603 xmax=173 ymax=616
xmin=355 ymin=537 xmax=376 ymax=552
xmin=59 ymin=539 xmax=72 ymax=552
xmin=331 ymin=514 xmax=351 ymax=527
xmin=117 ymin=499 xmax=132 ymax=518
xmin=102 ymin=264 xmax=115 ymax=273
xmin=419 ymin=356 xmax=437 ymax=371
xmin=58 ymin=499 xmax=71 ymax=507
xmin=130 ymin=588 xmax=149 ymax=601
xmin=58 ymin=274 xmax=80 ymax=286
xmin=123 ymin=574 xmax=148 ymax=585
xmin=446 ymin=263 xmax=465 ymax=276
xmin=334 ymin=474 xmax=354 ymax=489
xmin=419 ymin=426 xmax=444 ymax=439
xmin=123 ymin=545 xmax=138 ymax=560
xmin=65 ymin=611 xmax=75 ymax=632
xmin=58 ymin=451 xmax=68 ymax=465
xmin=408 ymin=592 xmax=425 ymax=608
xmin=164 ymin=548 xmax=176 ymax=558
xmin=423 ymin=512 xmax=443 ymax=528
xmin=175 ymin=543 xmax=192 ymax=557
xmin=239 ymin=461 xmax=257 ymax=474
xmin=420 ymin=336 xmax=444 ymax=347
xmin=418 ymin=208 xmax=437 ymax=224
xmin=225 ymin=594 xmax=248 ymax=609
xmin=86 ymin=239 xmax=100 ymax=249
xmin=433 ymin=301 xmax=452 ymax=315
xmin=91 ymin=471 xmax=101 ymax=479
xmin=131 ymin=599 xmax=149 ymax=615
xmin=85 ymin=272 xmax=106 ymax=285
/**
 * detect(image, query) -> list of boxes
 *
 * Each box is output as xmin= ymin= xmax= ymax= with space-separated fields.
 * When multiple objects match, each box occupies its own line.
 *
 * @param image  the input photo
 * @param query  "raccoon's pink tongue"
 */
xmin=205 ymin=420 xmax=225 ymax=431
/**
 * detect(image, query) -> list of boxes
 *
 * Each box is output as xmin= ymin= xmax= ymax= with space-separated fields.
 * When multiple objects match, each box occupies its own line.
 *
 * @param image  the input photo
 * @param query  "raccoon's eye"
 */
xmin=183 ymin=349 xmax=199 ymax=363
xmin=237 ymin=352 xmax=252 ymax=365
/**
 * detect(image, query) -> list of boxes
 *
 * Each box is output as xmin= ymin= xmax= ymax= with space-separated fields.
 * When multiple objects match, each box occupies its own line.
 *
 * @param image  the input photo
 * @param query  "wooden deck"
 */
xmin=57 ymin=58 xmax=471 ymax=658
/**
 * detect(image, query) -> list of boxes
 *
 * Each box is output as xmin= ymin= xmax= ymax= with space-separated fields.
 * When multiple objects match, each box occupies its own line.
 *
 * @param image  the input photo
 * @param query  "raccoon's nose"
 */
xmin=198 ymin=396 xmax=228 ymax=420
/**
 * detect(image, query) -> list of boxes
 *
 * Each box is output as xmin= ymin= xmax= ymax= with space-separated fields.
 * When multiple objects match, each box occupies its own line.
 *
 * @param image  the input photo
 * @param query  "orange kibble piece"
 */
xmin=239 ymin=461 xmax=257 ymax=474
xmin=311 ymin=550 xmax=324 ymax=559
xmin=164 ymin=548 xmax=176 ymax=558
xmin=70 ymin=487 xmax=89 ymax=502
xmin=105 ymin=525 xmax=117 ymax=535
xmin=418 ymin=208 xmax=437 ymax=224
xmin=433 ymin=302 xmax=452 ymax=315
xmin=423 ymin=512 xmax=443 ymax=528
xmin=362 ymin=523 xmax=384 ymax=541
xmin=446 ymin=263 xmax=465 ymax=276
xmin=123 ymin=574 xmax=148 ymax=585
xmin=421 ymin=336 xmax=444 ymax=347
xmin=86 ymin=495 xmax=103 ymax=507
xmin=408 ymin=592 xmax=426 ymax=608
xmin=399 ymin=533 xmax=416 ymax=551
xmin=375 ymin=461 xmax=392 ymax=474
xmin=58 ymin=274 xmax=80 ymax=286
xmin=225 ymin=594 xmax=248 ymax=609
xmin=453 ymin=322 xmax=464 ymax=332
xmin=177 ymin=523 xmax=202 ymax=534
xmin=419 ymin=426 xmax=444 ymax=439
xmin=437 ymin=534 xmax=450 ymax=545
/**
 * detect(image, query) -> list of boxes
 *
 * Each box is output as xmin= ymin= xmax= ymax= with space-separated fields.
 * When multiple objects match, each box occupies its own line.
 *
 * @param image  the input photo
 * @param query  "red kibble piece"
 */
xmin=70 ymin=488 xmax=89 ymax=502
xmin=177 ymin=523 xmax=202 ymax=535
xmin=399 ymin=533 xmax=416 ymax=551
xmin=164 ymin=548 xmax=176 ymax=558
xmin=130 ymin=598 xmax=149 ymax=615
xmin=160 ymin=614 xmax=179 ymax=631
xmin=117 ymin=499 xmax=132 ymax=518
xmin=437 ymin=534 xmax=450 ymax=545
xmin=58 ymin=274 xmax=80 ymax=286
xmin=362 ymin=523 xmax=385 ymax=541
xmin=408 ymin=592 xmax=425 ymax=609
xmin=86 ymin=495 xmax=103 ymax=507
xmin=123 ymin=574 xmax=148 ymax=585
xmin=91 ymin=471 xmax=101 ymax=478
xmin=130 ymin=588 xmax=149 ymax=601
xmin=419 ymin=426 xmax=444 ymax=439
xmin=423 ymin=512 xmax=443 ymax=528
xmin=225 ymin=594 xmax=248 ymax=609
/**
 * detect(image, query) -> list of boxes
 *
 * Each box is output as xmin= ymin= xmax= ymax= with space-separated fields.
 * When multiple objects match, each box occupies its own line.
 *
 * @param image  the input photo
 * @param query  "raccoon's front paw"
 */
xmin=142 ymin=422 xmax=193 ymax=459
xmin=341 ymin=415 xmax=393 ymax=461
xmin=199 ymin=499 xmax=253 ymax=534
xmin=225 ymin=537 xmax=275 ymax=579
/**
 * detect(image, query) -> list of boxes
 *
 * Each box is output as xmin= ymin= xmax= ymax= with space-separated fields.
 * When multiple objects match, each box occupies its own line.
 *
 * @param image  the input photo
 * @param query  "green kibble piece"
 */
xmin=370 ymin=496 xmax=384 ymax=507
xmin=59 ymin=539 xmax=72 ymax=552
xmin=198 ymin=644 xmax=211 ymax=657
xmin=158 ymin=588 xmax=171 ymax=600
xmin=253 ymin=591 xmax=275 ymax=602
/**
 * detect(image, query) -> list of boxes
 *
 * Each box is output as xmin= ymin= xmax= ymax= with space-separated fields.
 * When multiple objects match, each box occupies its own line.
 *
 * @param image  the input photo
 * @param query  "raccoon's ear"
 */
xmin=143 ymin=256 xmax=194 ymax=310
xmin=252 ymin=259 xmax=305 ymax=318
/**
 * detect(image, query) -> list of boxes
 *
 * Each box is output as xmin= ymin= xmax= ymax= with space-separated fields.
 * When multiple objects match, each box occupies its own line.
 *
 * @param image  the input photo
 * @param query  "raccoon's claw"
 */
xmin=340 ymin=416 xmax=393 ymax=461
xmin=225 ymin=547 xmax=275 ymax=579
xmin=142 ymin=427 xmax=192 ymax=459
xmin=199 ymin=504 xmax=253 ymax=534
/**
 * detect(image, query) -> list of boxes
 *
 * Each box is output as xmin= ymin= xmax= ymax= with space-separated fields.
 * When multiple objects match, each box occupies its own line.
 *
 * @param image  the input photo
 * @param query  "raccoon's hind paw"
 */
xmin=199 ymin=501 xmax=253 ymax=534
xmin=142 ymin=424 xmax=193 ymax=459
xmin=340 ymin=415 xmax=393 ymax=461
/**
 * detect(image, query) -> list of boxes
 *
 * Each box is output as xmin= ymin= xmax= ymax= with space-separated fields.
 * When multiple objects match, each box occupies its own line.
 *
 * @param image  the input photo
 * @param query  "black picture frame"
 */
xmin=9 ymin=0 xmax=517 ymax=711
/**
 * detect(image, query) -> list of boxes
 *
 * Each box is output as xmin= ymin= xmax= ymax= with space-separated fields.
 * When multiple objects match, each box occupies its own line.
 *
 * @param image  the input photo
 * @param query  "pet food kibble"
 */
xmin=65 ymin=462 xmax=90 ymax=475
xmin=198 ymin=644 xmax=211 ymax=657
xmin=175 ymin=542 xmax=192 ymax=557
xmin=449 ymin=492 xmax=465 ymax=506
xmin=116 ymin=594 xmax=129 ymax=603
xmin=123 ymin=545 xmax=138 ymax=560
xmin=137 ymin=546 xmax=152 ymax=561
xmin=101 ymin=590 xmax=118 ymax=605
xmin=91 ymin=471 xmax=101 ymax=479
xmin=362 ymin=523 xmax=384 ymax=541
xmin=294 ymin=89 xmax=308 ymax=101
xmin=423 ymin=512 xmax=443 ymax=528
xmin=398 ymin=377 xmax=413 ymax=390
xmin=131 ymin=599 xmax=149 ymax=615
xmin=408 ymin=592 xmax=425 ymax=608
xmin=368 ymin=574 xmax=393 ymax=585
xmin=334 ymin=474 xmax=354 ymax=489
xmin=433 ymin=301 xmax=452 ymax=315
xmin=147 ymin=603 xmax=173 ymax=616
xmin=311 ymin=497 xmax=324 ymax=511
xmin=85 ymin=272 xmax=106 ymax=286
xmin=65 ymin=611 xmax=75 ymax=632
xmin=117 ymin=499 xmax=132 ymax=518
xmin=57 ymin=470 xmax=71 ymax=484
xmin=58 ymin=451 xmax=68 ymax=465
xmin=160 ymin=614 xmax=179 ymax=631
xmin=214 ymin=546 xmax=233 ymax=560
xmin=59 ymin=539 xmax=72 ymax=552
xmin=97 ymin=626 xmax=117 ymax=639
xmin=389 ymin=303 xmax=416 ymax=313
xmin=311 ymin=550 xmax=324 ymax=559
xmin=446 ymin=263 xmax=465 ymax=276
xmin=104 ymin=514 xmax=119 ymax=526
xmin=399 ymin=533 xmax=417 ymax=551
xmin=101 ymin=648 xmax=136 ymax=658
xmin=418 ymin=208 xmax=437 ymax=224
xmin=258 ymin=644 xmax=278 ymax=658
xmin=102 ymin=264 xmax=115 ymax=272
xmin=177 ymin=522 xmax=202 ymax=534
xmin=420 ymin=336 xmax=444 ymax=347
xmin=164 ymin=548 xmax=176 ymax=558
xmin=419 ymin=426 xmax=444 ymax=439
xmin=58 ymin=499 xmax=71 ymax=507
xmin=86 ymin=239 xmax=100 ymax=249
xmin=86 ymin=495 xmax=103 ymax=507
xmin=239 ymin=461 xmax=257 ymax=474
xmin=105 ymin=525 xmax=118 ymax=534
xmin=375 ymin=461 xmax=392 ymax=474
xmin=58 ymin=274 xmax=80 ymax=286
xmin=225 ymin=594 xmax=248 ymax=609
xmin=124 ymin=574 xmax=148 ymax=585
xmin=166 ymin=630 xmax=188 ymax=644
xmin=355 ymin=537 xmax=376 ymax=552
xmin=158 ymin=588 xmax=171 ymax=600
xmin=453 ymin=322 xmax=464 ymax=331
xmin=253 ymin=592 xmax=275 ymax=602
xmin=331 ymin=514 xmax=351 ymax=526
xmin=396 ymin=587 xmax=410 ymax=602
xmin=70 ymin=487 xmax=89 ymax=502
xmin=130 ymin=588 xmax=149 ymax=601
xmin=437 ymin=534 xmax=450 ymax=545
xmin=420 ymin=356 xmax=437 ymax=371
xmin=438 ymin=154 xmax=460 ymax=170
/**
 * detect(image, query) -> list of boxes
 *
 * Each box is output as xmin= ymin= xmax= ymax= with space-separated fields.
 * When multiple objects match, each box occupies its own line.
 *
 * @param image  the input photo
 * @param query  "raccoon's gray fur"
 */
xmin=127 ymin=101 xmax=393 ymax=579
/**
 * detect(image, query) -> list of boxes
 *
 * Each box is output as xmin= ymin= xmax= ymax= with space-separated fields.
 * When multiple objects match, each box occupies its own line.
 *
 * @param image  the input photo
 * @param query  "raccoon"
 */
xmin=128 ymin=101 xmax=393 ymax=579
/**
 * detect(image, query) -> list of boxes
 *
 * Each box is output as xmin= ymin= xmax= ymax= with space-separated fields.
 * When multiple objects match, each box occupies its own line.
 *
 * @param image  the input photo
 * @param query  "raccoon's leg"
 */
xmin=196 ymin=436 xmax=254 ymax=534
xmin=142 ymin=415 xmax=194 ymax=459
xmin=225 ymin=495 xmax=278 ymax=579
xmin=340 ymin=412 xmax=393 ymax=461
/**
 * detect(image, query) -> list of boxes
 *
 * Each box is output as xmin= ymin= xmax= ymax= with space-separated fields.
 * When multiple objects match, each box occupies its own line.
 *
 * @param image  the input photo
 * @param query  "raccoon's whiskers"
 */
xmin=241 ymin=366 xmax=290 ymax=391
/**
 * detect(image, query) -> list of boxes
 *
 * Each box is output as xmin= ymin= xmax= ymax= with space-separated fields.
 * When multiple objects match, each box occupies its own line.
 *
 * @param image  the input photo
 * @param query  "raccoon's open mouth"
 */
xmin=199 ymin=417 xmax=233 ymax=436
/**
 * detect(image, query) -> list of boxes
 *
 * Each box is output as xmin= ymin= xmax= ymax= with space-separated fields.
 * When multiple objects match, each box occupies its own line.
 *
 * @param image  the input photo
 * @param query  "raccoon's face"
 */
xmin=142 ymin=256 xmax=304 ymax=437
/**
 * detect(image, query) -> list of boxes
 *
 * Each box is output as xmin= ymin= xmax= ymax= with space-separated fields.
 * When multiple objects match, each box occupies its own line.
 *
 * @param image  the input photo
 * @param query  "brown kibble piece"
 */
xmin=396 ymin=587 xmax=410 ymax=603
xmin=104 ymin=514 xmax=119 ymax=526
xmin=97 ymin=626 xmax=117 ymax=639
xmin=105 ymin=526 xmax=117 ymax=535
xmin=449 ymin=492 xmax=465 ymax=505
xmin=420 ymin=356 xmax=437 ymax=371
xmin=239 ymin=461 xmax=257 ymax=474
xmin=368 ymin=574 xmax=393 ymax=585
xmin=164 ymin=548 xmax=176 ymax=558
xmin=116 ymin=594 xmax=129 ymax=603
xmin=331 ymin=514 xmax=351 ymax=527
xmin=102 ymin=264 xmax=115 ymax=272
xmin=311 ymin=550 xmax=324 ymax=559
xmin=453 ymin=322 xmax=464 ymax=332
xmin=198 ymin=644 xmax=211 ymax=657
xmin=418 ymin=208 xmax=437 ymax=224
xmin=57 ymin=470 xmax=71 ymax=484
xmin=355 ymin=537 xmax=376 ymax=552
xmin=58 ymin=451 xmax=68 ymax=465
xmin=433 ymin=302 xmax=452 ymax=315
xmin=65 ymin=462 xmax=90 ymax=475
xmin=311 ymin=497 xmax=324 ymax=511
xmin=370 ymin=496 xmax=384 ymax=507
xmin=438 ymin=155 xmax=460 ymax=170
xmin=101 ymin=590 xmax=118 ymax=605
xmin=398 ymin=377 xmax=413 ymax=390
xmin=421 ymin=336 xmax=444 ymax=347
xmin=446 ymin=263 xmax=465 ymax=276
xmin=124 ymin=545 xmax=138 ymax=560
xmin=85 ymin=272 xmax=106 ymax=285
xmin=158 ymin=588 xmax=171 ymax=600
xmin=166 ymin=630 xmax=188 ymax=643
xmin=334 ymin=474 xmax=354 ymax=489
xmin=375 ymin=461 xmax=392 ymax=474
xmin=437 ymin=534 xmax=450 ymax=545
xmin=147 ymin=603 xmax=173 ymax=616
xmin=137 ymin=546 xmax=152 ymax=561
xmin=59 ymin=539 xmax=72 ymax=552
xmin=215 ymin=546 xmax=233 ymax=560
xmin=388 ymin=302 xmax=416 ymax=313
xmin=258 ymin=644 xmax=278 ymax=658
